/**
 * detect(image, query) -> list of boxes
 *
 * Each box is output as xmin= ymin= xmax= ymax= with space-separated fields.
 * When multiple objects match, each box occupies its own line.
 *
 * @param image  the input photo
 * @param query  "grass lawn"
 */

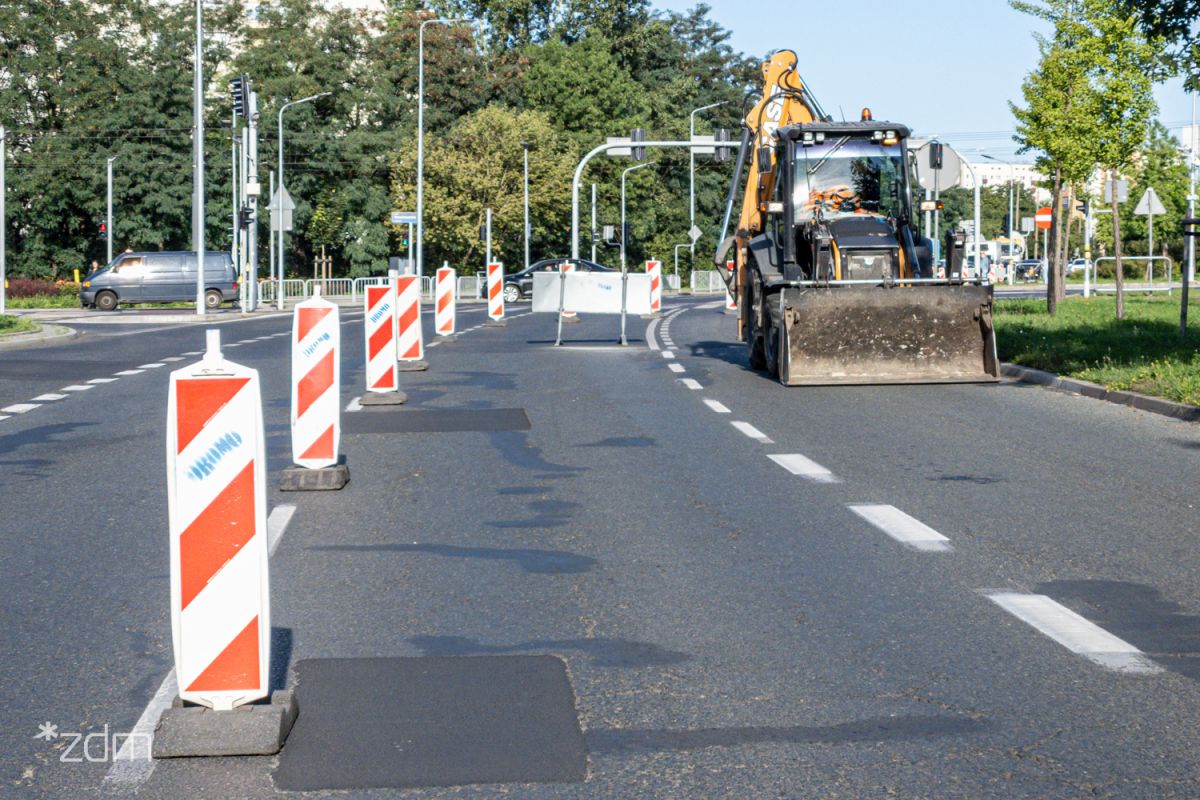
xmin=0 ymin=314 xmax=40 ymax=337
xmin=995 ymin=293 xmax=1200 ymax=406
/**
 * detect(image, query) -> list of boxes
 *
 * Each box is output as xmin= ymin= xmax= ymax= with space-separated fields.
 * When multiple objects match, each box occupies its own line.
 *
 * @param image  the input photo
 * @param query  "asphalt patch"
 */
xmin=273 ymin=655 xmax=587 ymax=791
xmin=343 ymin=407 xmax=531 ymax=434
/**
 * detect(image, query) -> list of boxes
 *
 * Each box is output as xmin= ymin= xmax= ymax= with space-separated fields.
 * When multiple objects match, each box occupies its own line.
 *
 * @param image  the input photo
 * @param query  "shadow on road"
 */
xmin=408 ymin=634 xmax=690 ymax=667
xmin=308 ymin=542 xmax=597 ymax=575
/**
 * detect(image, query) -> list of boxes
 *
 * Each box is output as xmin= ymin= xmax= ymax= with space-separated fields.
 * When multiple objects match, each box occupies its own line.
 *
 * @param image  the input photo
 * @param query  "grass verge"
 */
xmin=0 ymin=314 xmax=40 ymax=337
xmin=995 ymin=294 xmax=1200 ymax=407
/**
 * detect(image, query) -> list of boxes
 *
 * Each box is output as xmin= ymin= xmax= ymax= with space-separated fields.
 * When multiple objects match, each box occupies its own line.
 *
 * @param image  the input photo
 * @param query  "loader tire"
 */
xmin=746 ymin=280 xmax=767 ymax=371
xmin=764 ymin=311 xmax=781 ymax=380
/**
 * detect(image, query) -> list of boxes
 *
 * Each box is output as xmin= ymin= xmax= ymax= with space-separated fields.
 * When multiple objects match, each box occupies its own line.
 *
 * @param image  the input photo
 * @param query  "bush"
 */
xmin=5 ymin=277 xmax=59 ymax=298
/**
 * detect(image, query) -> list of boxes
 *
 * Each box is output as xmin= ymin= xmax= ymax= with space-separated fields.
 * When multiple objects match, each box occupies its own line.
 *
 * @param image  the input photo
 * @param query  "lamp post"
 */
xmin=673 ymin=243 xmax=689 ymax=283
xmin=418 ymin=17 xmax=470 ymax=277
xmin=620 ymin=162 xmax=651 ymax=274
xmin=521 ymin=141 xmax=532 ymax=271
xmin=689 ymin=101 xmax=726 ymax=256
xmin=106 ymin=155 xmax=118 ymax=266
xmin=192 ymin=0 xmax=205 ymax=314
xmin=276 ymin=92 xmax=329 ymax=309
xmin=981 ymin=153 xmax=1017 ymax=284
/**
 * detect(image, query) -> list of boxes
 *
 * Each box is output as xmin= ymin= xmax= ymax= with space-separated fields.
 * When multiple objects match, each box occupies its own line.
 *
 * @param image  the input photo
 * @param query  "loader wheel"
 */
xmin=746 ymin=281 xmax=766 ymax=371
xmin=764 ymin=310 xmax=780 ymax=380
xmin=775 ymin=316 xmax=791 ymax=386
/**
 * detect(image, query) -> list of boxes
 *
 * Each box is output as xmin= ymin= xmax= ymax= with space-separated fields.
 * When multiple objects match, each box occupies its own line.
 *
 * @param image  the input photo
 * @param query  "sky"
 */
xmin=654 ymin=0 xmax=1193 ymax=162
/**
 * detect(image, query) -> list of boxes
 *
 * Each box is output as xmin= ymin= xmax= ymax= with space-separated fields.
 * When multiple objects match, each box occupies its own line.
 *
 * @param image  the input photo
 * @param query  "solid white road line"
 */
xmin=703 ymin=398 xmax=731 ymax=413
xmin=668 ymin=363 xmax=686 ymax=374
xmin=768 ymin=453 xmax=839 ymax=483
xmin=345 ymin=397 xmax=363 ymax=412
xmin=662 ymin=351 xmax=674 ymax=359
xmin=138 ymin=363 xmax=165 ymax=369
xmin=182 ymin=350 xmax=202 ymax=355
xmin=731 ymin=421 xmax=773 ymax=444
xmin=103 ymin=669 xmax=176 ymax=787
xmin=33 ymin=393 xmax=68 ymax=401
xmin=985 ymin=592 xmax=1162 ymax=674
xmin=847 ymin=504 xmax=951 ymax=552
xmin=679 ymin=379 xmax=702 ymax=390
xmin=87 ymin=378 xmax=118 ymax=384
xmin=3 ymin=404 xmax=40 ymax=414
xmin=268 ymin=503 xmax=298 ymax=555
xmin=114 ymin=369 xmax=144 ymax=376
xmin=60 ymin=385 xmax=94 ymax=392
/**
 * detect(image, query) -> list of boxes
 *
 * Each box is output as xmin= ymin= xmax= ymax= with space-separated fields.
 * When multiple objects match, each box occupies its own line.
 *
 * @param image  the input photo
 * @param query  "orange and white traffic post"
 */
xmin=166 ymin=330 xmax=270 ymax=711
xmin=291 ymin=289 xmax=339 ymax=469
xmin=364 ymin=281 xmax=399 ymax=393
xmin=724 ymin=259 xmax=737 ymax=313
xmin=558 ymin=261 xmax=579 ymax=321
xmin=646 ymin=259 xmax=663 ymax=318
xmin=395 ymin=274 xmax=427 ymax=370
xmin=435 ymin=266 xmax=456 ymax=336
xmin=485 ymin=262 xmax=505 ymax=326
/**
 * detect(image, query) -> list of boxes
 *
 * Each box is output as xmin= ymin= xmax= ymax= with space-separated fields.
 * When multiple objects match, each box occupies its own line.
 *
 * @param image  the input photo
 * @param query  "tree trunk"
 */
xmin=1056 ymin=185 xmax=1073 ymax=304
xmin=1112 ymin=170 xmax=1125 ymax=320
xmin=1048 ymin=167 xmax=1062 ymax=314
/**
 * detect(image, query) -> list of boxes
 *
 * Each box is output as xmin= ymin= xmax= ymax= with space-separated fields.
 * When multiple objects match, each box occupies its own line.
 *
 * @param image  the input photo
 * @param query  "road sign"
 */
xmin=914 ymin=142 xmax=962 ymax=191
xmin=1021 ymin=216 xmax=1035 ymax=233
xmin=1134 ymin=187 xmax=1166 ymax=216
xmin=1035 ymin=207 xmax=1053 ymax=230
xmin=269 ymin=186 xmax=295 ymax=233
xmin=1103 ymin=179 xmax=1129 ymax=204
xmin=688 ymin=225 xmax=703 ymax=243
xmin=605 ymin=136 xmax=632 ymax=157
xmin=390 ymin=211 xmax=416 ymax=225
xmin=690 ymin=134 xmax=716 ymax=155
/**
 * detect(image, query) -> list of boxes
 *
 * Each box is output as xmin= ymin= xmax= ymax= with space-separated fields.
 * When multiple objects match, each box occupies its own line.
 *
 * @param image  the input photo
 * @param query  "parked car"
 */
xmin=1066 ymin=258 xmax=1091 ymax=275
xmin=81 ymin=251 xmax=238 ymax=311
xmin=500 ymin=258 xmax=615 ymax=303
xmin=1014 ymin=258 xmax=1045 ymax=282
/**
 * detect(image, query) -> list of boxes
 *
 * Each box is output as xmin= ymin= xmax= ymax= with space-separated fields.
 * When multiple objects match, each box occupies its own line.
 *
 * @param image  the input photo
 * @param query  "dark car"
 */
xmin=1013 ymin=258 xmax=1045 ymax=282
xmin=501 ymin=258 xmax=614 ymax=303
xmin=81 ymin=251 xmax=238 ymax=311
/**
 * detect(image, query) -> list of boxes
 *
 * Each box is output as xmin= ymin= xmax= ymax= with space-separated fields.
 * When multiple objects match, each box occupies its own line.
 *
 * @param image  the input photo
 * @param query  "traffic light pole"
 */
xmin=1 ymin=126 xmax=6 ymax=317
xmin=193 ymin=0 xmax=205 ymax=316
xmin=106 ymin=156 xmax=117 ymax=265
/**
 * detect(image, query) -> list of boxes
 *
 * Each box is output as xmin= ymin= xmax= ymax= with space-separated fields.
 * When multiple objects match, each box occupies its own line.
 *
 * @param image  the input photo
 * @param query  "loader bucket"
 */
xmin=775 ymin=284 xmax=999 ymax=385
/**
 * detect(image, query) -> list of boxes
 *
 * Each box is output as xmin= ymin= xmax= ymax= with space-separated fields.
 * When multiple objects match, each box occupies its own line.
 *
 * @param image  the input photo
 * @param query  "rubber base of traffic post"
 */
xmin=279 ymin=463 xmax=350 ymax=492
xmin=485 ymin=319 xmax=507 ymax=327
xmin=397 ymin=360 xmax=429 ymax=372
xmin=152 ymin=690 xmax=298 ymax=758
xmin=359 ymin=391 xmax=408 ymax=406
xmin=435 ymin=335 xmax=458 ymax=343
xmin=641 ymin=313 xmax=663 ymax=320
xmin=723 ymin=309 xmax=738 ymax=316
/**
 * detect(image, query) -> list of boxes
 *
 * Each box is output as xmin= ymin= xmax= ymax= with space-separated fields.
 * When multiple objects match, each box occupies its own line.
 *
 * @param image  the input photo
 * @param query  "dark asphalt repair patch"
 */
xmin=343 ymin=407 xmax=531 ymax=434
xmin=273 ymin=655 xmax=587 ymax=791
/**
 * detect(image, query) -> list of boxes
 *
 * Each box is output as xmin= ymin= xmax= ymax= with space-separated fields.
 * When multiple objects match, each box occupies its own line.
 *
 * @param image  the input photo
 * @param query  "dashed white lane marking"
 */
xmin=0 ymin=414 xmax=9 ymax=421
xmin=646 ymin=318 xmax=661 ymax=351
xmin=107 ymin=502 xmax=299 ymax=788
xmin=61 ymin=385 xmax=95 ymax=392
xmin=662 ymin=350 xmax=675 ymax=359
xmin=32 ymin=393 xmax=68 ymax=401
xmin=114 ymin=369 xmax=144 ymax=376
xmin=345 ymin=397 xmax=363 ymax=412
xmin=697 ymin=301 xmax=723 ymax=309
xmin=267 ymin=504 xmax=298 ymax=555
xmin=679 ymin=379 xmax=702 ymax=390
xmin=87 ymin=378 xmax=118 ymax=384
xmin=161 ymin=356 xmax=185 ymax=362
xmin=225 ymin=343 xmax=242 ymax=348
xmin=768 ymin=453 xmax=839 ymax=483
xmin=668 ymin=363 xmax=686 ymax=374
xmin=183 ymin=350 xmax=202 ymax=355
xmin=848 ymin=504 xmax=951 ymax=552
xmin=3 ymin=404 xmax=40 ymax=414
xmin=254 ymin=336 xmax=273 ymax=341
xmin=985 ymin=592 xmax=1162 ymax=674
xmin=138 ymin=363 xmax=165 ymax=369
xmin=703 ymin=398 xmax=731 ymax=413
xmin=731 ymin=421 xmax=773 ymax=444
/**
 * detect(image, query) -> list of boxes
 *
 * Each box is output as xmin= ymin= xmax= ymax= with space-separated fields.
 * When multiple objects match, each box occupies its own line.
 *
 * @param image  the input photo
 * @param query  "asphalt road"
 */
xmin=3 ymin=297 xmax=1200 ymax=798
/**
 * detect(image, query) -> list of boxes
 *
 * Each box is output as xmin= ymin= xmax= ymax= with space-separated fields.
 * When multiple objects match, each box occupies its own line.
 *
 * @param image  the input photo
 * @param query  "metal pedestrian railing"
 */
xmin=690 ymin=270 xmax=725 ymax=293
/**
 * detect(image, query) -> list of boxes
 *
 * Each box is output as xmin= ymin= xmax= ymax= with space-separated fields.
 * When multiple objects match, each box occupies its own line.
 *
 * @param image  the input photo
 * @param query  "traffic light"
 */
xmin=603 ymin=224 xmax=618 ymax=246
xmin=400 ymin=232 xmax=410 ymax=249
xmin=98 ymin=222 xmax=107 ymax=242
xmin=631 ymin=127 xmax=646 ymax=161
xmin=238 ymin=205 xmax=254 ymax=229
xmin=928 ymin=142 xmax=944 ymax=170
xmin=1002 ymin=214 xmax=1012 ymax=234
xmin=230 ymin=76 xmax=247 ymax=118
xmin=623 ymin=221 xmax=632 ymax=246
xmin=714 ymin=128 xmax=731 ymax=163
xmin=1184 ymin=217 xmax=1200 ymax=237
xmin=1076 ymin=199 xmax=1090 ymax=216
xmin=478 ymin=224 xmax=487 ymax=242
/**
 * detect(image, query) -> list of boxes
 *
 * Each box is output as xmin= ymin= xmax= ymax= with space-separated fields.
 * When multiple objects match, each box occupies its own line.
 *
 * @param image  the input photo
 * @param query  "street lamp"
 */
xmin=521 ymin=141 xmax=532 ymax=271
xmin=418 ymin=17 xmax=471 ymax=277
xmin=106 ymin=155 xmax=118 ymax=265
xmin=689 ymin=101 xmax=727 ymax=255
xmin=673 ymin=243 xmax=689 ymax=283
xmin=276 ymin=92 xmax=330 ymax=309
xmin=620 ymin=161 xmax=651 ymax=274
xmin=193 ymin=0 xmax=205 ymax=315
xmin=981 ymin=153 xmax=1017 ymax=280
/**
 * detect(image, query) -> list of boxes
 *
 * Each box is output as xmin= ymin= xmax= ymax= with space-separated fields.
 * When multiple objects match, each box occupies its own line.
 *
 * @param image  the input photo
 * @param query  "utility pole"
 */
xmin=521 ymin=142 xmax=531 ymax=270
xmin=246 ymin=88 xmax=260 ymax=311
xmin=106 ymin=156 xmax=118 ymax=265
xmin=1189 ymin=92 xmax=1197 ymax=285
xmin=621 ymin=161 xmax=651 ymax=274
xmin=268 ymin=169 xmax=275 ymax=300
xmin=231 ymin=121 xmax=239 ymax=305
xmin=590 ymin=183 xmax=597 ymax=262
xmin=1 ymin=126 xmax=6 ymax=316
xmin=689 ymin=101 xmax=726 ymax=260
xmin=485 ymin=207 xmax=492 ymax=267
xmin=193 ymin=0 xmax=205 ymax=315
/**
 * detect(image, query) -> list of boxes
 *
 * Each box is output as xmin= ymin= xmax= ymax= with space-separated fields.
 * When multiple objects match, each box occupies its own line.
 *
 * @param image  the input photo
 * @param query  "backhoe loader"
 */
xmin=714 ymin=50 xmax=999 ymax=385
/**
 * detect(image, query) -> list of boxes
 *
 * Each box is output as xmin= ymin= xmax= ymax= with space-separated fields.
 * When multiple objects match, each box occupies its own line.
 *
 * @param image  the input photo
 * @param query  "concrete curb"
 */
xmin=0 ymin=322 xmax=77 ymax=349
xmin=1001 ymin=362 xmax=1200 ymax=423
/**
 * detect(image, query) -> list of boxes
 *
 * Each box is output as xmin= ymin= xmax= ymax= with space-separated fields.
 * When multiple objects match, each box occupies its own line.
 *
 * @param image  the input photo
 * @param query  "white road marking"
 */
xmin=731 ymin=421 xmax=773 ymax=443
xmin=646 ymin=317 xmax=661 ymax=351
xmin=225 ymin=343 xmax=242 ymax=348
xmin=0 ymin=415 xmax=9 ymax=421
xmin=679 ymin=379 xmax=702 ymax=390
xmin=103 ymin=669 xmax=176 ymax=787
xmin=768 ymin=453 xmax=839 ymax=483
xmin=183 ymin=350 xmax=202 ymax=355
xmin=87 ymin=378 xmax=118 ymax=384
xmin=662 ymin=350 xmax=674 ymax=359
xmin=985 ymin=592 xmax=1162 ymax=674
xmin=703 ymin=398 xmax=731 ymax=413
xmin=268 ymin=504 xmax=298 ymax=555
xmin=60 ymin=385 xmax=95 ymax=392
xmin=254 ymin=336 xmax=273 ymax=341
xmin=668 ymin=363 xmax=686 ymax=373
xmin=138 ymin=363 xmax=165 ymax=369
xmin=161 ymin=356 xmax=185 ymax=362
xmin=345 ymin=397 xmax=363 ymax=412
xmin=848 ymin=504 xmax=951 ymax=552
xmin=114 ymin=369 xmax=144 ymax=376
xmin=32 ymin=393 xmax=68 ymax=401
